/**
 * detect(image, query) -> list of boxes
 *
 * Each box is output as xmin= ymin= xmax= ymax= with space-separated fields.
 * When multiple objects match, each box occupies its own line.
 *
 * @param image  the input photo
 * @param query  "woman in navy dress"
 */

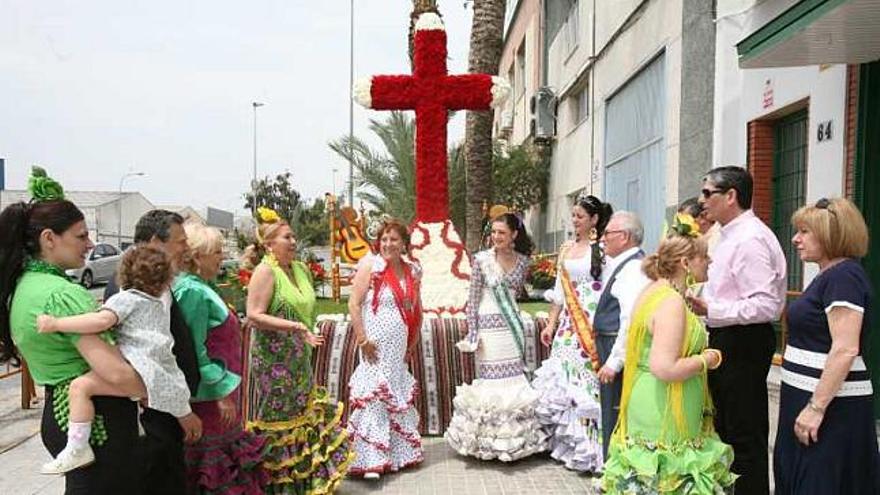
xmin=774 ymin=197 xmax=880 ymax=494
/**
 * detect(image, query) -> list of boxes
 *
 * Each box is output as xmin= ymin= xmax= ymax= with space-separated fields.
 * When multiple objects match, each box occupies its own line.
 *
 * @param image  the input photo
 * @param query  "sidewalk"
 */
xmin=0 ymin=369 xmax=785 ymax=495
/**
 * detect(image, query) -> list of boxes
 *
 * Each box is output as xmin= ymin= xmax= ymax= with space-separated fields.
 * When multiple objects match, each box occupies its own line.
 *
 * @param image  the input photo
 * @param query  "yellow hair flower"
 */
xmin=672 ymin=213 xmax=701 ymax=238
xmin=257 ymin=207 xmax=281 ymax=224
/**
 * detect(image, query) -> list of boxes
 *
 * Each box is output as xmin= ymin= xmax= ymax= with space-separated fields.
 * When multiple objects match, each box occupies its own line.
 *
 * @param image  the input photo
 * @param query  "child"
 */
xmin=37 ymin=245 xmax=193 ymax=474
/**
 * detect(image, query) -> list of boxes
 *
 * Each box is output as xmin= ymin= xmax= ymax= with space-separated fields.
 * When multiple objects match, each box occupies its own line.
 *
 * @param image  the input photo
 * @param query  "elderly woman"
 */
xmin=774 ymin=198 xmax=879 ymax=494
xmin=244 ymin=208 xmax=352 ymax=494
xmin=347 ymin=218 xmax=424 ymax=479
xmin=0 ymin=168 xmax=141 ymax=493
xmin=601 ymin=227 xmax=735 ymax=494
xmin=173 ymin=223 xmax=267 ymax=494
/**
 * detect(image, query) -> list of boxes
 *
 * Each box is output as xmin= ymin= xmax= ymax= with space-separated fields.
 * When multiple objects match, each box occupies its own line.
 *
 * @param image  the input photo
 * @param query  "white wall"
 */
xmin=713 ymin=0 xmax=850 ymax=284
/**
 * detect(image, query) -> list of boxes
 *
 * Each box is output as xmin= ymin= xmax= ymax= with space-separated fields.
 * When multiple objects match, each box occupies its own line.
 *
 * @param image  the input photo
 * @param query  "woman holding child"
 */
xmin=0 ymin=168 xmax=142 ymax=493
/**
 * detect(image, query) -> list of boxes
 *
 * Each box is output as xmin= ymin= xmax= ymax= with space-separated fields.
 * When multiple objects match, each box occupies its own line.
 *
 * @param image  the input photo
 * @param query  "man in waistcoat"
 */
xmin=596 ymin=211 xmax=650 ymax=459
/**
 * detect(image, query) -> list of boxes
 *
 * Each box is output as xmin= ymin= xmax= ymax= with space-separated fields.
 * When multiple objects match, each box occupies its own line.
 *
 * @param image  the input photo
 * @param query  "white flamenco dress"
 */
xmin=531 ymin=253 xmax=605 ymax=472
xmin=444 ymin=249 xmax=548 ymax=461
xmin=347 ymin=255 xmax=424 ymax=475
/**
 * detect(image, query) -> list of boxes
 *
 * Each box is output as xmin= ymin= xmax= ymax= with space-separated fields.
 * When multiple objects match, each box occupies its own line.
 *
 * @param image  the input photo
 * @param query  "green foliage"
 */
xmin=492 ymin=142 xmax=551 ymax=212
xmin=329 ymin=111 xmax=417 ymax=223
xmin=242 ymin=172 xmax=328 ymax=248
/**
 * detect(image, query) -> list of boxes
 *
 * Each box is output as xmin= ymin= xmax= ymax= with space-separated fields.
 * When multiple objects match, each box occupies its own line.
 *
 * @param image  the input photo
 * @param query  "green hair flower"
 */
xmin=28 ymin=166 xmax=65 ymax=202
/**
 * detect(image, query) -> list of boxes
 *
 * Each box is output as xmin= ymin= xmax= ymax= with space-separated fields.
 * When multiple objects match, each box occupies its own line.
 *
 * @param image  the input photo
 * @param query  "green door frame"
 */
xmin=853 ymin=61 xmax=880 ymax=417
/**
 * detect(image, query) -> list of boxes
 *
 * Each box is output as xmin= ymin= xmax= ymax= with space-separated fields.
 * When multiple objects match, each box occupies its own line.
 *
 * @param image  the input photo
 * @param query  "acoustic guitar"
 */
xmin=335 ymin=206 xmax=371 ymax=263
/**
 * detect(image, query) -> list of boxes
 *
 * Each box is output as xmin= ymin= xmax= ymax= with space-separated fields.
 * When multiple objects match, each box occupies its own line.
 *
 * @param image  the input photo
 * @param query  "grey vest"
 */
xmin=594 ymin=249 xmax=645 ymax=335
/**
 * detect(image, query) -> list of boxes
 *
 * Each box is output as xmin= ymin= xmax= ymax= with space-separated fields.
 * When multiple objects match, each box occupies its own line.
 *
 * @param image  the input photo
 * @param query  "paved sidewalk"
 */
xmin=0 ymin=369 xmax=784 ymax=495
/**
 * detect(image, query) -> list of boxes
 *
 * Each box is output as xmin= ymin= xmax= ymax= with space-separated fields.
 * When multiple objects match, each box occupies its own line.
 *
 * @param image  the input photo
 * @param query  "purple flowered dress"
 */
xmin=245 ymin=257 xmax=353 ymax=494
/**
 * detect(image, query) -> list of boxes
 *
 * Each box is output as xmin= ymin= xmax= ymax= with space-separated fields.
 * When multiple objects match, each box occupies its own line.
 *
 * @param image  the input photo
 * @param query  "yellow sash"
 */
xmin=558 ymin=247 xmax=601 ymax=372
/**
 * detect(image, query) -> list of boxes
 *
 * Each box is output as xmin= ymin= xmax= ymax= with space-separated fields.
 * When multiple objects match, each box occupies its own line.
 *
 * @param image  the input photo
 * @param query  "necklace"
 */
xmin=25 ymin=258 xmax=69 ymax=279
xmin=664 ymin=279 xmax=694 ymax=313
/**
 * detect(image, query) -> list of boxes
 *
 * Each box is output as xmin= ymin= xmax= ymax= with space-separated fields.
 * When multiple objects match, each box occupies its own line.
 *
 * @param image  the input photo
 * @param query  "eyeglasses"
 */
xmin=700 ymin=188 xmax=727 ymax=199
xmin=815 ymin=198 xmax=837 ymax=216
xmin=603 ymin=229 xmax=627 ymax=237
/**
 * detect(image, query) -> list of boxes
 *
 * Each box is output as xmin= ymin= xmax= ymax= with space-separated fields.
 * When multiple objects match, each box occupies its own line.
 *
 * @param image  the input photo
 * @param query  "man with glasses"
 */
xmin=689 ymin=166 xmax=787 ymax=495
xmin=595 ymin=211 xmax=650 ymax=459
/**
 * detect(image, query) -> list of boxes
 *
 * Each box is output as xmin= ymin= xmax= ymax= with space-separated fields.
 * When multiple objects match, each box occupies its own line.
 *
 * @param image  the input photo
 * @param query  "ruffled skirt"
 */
xmin=247 ymin=388 xmax=354 ymax=494
xmin=185 ymin=399 xmax=269 ymax=495
xmin=346 ymin=357 xmax=423 ymax=475
xmin=532 ymin=356 xmax=604 ymax=472
xmin=601 ymin=434 xmax=737 ymax=494
xmin=444 ymin=374 xmax=548 ymax=461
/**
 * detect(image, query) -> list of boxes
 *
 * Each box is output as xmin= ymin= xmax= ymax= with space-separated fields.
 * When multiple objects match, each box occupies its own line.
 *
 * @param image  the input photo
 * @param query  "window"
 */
xmin=515 ymin=43 xmax=526 ymax=100
xmin=104 ymin=245 xmax=118 ymax=256
xmin=772 ymin=109 xmax=808 ymax=291
xmin=570 ymin=84 xmax=589 ymax=126
xmin=563 ymin=0 xmax=579 ymax=55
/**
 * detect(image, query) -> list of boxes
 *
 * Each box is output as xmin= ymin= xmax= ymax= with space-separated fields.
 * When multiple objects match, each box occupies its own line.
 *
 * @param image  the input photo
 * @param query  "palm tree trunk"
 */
xmin=409 ymin=0 xmax=440 ymax=69
xmin=464 ymin=0 xmax=506 ymax=251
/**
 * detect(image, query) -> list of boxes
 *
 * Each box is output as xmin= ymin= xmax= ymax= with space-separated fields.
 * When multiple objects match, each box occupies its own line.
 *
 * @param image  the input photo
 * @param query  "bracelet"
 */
xmin=807 ymin=399 xmax=826 ymax=414
xmin=696 ymin=354 xmax=708 ymax=374
xmin=704 ymin=348 xmax=723 ymax=370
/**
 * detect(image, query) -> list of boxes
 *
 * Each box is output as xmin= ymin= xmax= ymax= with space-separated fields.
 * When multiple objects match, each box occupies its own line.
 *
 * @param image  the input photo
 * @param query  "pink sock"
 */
xmin=67 ymin=422 xmax=92 ymax=450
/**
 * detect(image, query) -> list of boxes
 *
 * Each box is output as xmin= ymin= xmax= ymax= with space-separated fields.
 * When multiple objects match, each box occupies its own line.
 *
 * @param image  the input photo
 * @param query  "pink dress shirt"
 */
xmin=705 ymin=209 xmax=788 ymax=328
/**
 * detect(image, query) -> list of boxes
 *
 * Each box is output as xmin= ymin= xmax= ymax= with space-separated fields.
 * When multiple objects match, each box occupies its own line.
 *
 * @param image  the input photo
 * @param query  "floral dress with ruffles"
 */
xmin=245 ymin=255 xmax=353 ymax=494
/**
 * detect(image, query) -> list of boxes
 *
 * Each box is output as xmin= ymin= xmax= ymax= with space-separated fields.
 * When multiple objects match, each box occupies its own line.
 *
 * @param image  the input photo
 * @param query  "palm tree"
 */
xmin=464 ymin=0 xmax=506 ymax=251
xmin=329 ymin=111 xmax=467 ymax=230
xmin=329 ymin=111 xmax=417 ymax=223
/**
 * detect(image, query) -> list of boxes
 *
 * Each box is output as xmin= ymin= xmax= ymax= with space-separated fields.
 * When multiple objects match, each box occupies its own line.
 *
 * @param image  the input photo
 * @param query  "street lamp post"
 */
xmin=348 ymin=0 xmax=355 ymax=205
xmin=332 ymin=168 xmax=339 ymax=199
xmin=118 ymin=171 xmax=145 ymax=249
xmin=252 ymin=101 xmax=265 ymax=216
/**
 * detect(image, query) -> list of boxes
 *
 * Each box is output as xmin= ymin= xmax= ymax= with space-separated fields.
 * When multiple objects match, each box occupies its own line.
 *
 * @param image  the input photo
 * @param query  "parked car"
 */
xmin=66 ymin=243 xmax=123 ymax=288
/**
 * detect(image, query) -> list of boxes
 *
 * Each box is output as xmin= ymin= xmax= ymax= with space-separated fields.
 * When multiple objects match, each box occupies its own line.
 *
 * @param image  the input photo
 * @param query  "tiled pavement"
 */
xmin=339 ymin=437 xmax=599 ymax=495
xmin=2 ymin=369 xmax=785 ymax=494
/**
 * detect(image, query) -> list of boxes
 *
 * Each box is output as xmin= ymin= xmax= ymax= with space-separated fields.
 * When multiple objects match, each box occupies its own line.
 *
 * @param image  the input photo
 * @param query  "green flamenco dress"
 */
xmin=601 ymin=285 xmax=736 ymax=494
xmin=245 ymin=254 xmax=353 ymax=494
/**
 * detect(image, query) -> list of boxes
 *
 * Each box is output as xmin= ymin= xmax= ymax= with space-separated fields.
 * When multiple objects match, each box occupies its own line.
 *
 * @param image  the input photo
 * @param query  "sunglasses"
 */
xmin=815 ymin=198 xmax=837 ymax=216
xmin=700 ymin=188 xmax=728 ymax=199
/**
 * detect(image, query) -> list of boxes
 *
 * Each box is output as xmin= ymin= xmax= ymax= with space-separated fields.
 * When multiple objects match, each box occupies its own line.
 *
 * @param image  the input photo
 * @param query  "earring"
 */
xmin=589 ymin=228 xmax=598 ymax=242
xmin=685 ymin=268 xmax=696 ymax=288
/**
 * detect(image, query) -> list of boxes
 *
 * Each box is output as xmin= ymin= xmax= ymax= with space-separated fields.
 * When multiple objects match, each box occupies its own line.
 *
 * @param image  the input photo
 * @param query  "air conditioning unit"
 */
xmin=529 ymin=87 xmax=557 ymax=142
xmin=499 ymin=109 xmax=514 ymax=137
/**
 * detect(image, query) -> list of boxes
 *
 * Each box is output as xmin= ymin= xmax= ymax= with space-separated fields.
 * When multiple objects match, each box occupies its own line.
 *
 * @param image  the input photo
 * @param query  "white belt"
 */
xmin=783 ymin=345 xmax=867 ymax=372
xmin=780 ymin=368 xmax=874 ymax=397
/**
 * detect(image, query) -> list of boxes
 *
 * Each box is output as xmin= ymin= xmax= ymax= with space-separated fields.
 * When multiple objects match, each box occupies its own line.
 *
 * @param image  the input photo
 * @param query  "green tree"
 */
xmin=242 ymin=172 xmax=329 ymax=248
xmin=329 ymin=111 xmax=467 ymax=228
xmin=492 ymin=142 xmax=551 ymax=212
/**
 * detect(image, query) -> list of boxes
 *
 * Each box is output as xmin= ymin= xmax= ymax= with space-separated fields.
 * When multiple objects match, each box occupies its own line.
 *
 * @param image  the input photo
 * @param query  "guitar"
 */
xmin=335 ymin=206 xmax=371 ymax=263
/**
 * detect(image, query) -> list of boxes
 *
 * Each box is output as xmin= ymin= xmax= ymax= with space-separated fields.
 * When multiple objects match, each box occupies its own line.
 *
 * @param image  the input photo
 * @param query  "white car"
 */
xmin=66 ymin=243 xmax=122 ymax=288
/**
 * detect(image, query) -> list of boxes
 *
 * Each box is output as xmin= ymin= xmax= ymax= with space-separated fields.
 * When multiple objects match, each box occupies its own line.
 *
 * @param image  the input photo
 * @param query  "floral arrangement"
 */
xmin=527 ymin=255 xmax=557 ymax=290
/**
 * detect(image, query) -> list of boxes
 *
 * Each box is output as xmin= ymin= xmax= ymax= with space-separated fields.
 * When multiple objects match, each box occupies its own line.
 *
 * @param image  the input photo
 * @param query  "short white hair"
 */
xmin=610 ymin=211 xmax=644 ymax=245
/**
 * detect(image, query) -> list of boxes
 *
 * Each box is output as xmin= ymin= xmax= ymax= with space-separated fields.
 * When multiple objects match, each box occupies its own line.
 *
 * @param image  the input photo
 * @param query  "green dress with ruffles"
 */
xmin=601 ymin=285 xmax=736 ymax=494
xmin=245 ymin=254 xmax=353 ymax=494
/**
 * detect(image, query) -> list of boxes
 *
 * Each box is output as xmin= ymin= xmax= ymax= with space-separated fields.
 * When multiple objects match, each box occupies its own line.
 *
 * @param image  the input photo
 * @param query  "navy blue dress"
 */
xmin=774 ymin=259 xmax=880 ymax=494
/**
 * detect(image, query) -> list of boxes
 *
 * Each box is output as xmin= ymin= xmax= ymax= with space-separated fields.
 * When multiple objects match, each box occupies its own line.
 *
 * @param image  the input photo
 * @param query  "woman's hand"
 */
xmin=217 ymin=396 xmax=238 ymax=429
xmin=360 ymin=340 xmax=379 ymax=364
xmin=701 ymin=348 xmax=722 ymax=370
xmin=540 ymin=321 xmax=556 ymax=347
xmin=794 ymin=403 xmax=824 ymax=446
xmin=303 ymin=330 xmax=325 ymax=347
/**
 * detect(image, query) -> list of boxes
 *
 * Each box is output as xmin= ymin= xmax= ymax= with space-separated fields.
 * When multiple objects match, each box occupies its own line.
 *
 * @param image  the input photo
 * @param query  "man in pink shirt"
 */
xmin=689 ymin=166 xmax=787 ymax=495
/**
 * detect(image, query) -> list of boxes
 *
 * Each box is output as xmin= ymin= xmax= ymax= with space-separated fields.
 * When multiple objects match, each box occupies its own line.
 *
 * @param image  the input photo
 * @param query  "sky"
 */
xmin=0 ymin=0 xmax=472 ymax=215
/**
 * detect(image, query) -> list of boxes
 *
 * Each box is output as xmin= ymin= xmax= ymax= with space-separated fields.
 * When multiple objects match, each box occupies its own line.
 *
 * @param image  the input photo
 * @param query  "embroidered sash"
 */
xmin=558 ymin=248 xmax=601 ymax=372
xmin=479 ymin=253 xmax=527 ymax=364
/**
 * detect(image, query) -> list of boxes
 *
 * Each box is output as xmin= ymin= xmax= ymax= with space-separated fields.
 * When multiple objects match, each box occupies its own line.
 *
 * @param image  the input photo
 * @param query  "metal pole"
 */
xmin=252 ymin=102 xmax=264 ymax=216
xmin=348 ymin=0 xmax=355 ymax=206
xmin=118 ymin=172 xmax=145 ymax=249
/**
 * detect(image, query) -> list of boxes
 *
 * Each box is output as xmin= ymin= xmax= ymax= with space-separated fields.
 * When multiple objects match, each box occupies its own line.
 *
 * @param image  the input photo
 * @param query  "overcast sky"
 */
xmin=0 ymin=1 xmax=472 ymax=215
